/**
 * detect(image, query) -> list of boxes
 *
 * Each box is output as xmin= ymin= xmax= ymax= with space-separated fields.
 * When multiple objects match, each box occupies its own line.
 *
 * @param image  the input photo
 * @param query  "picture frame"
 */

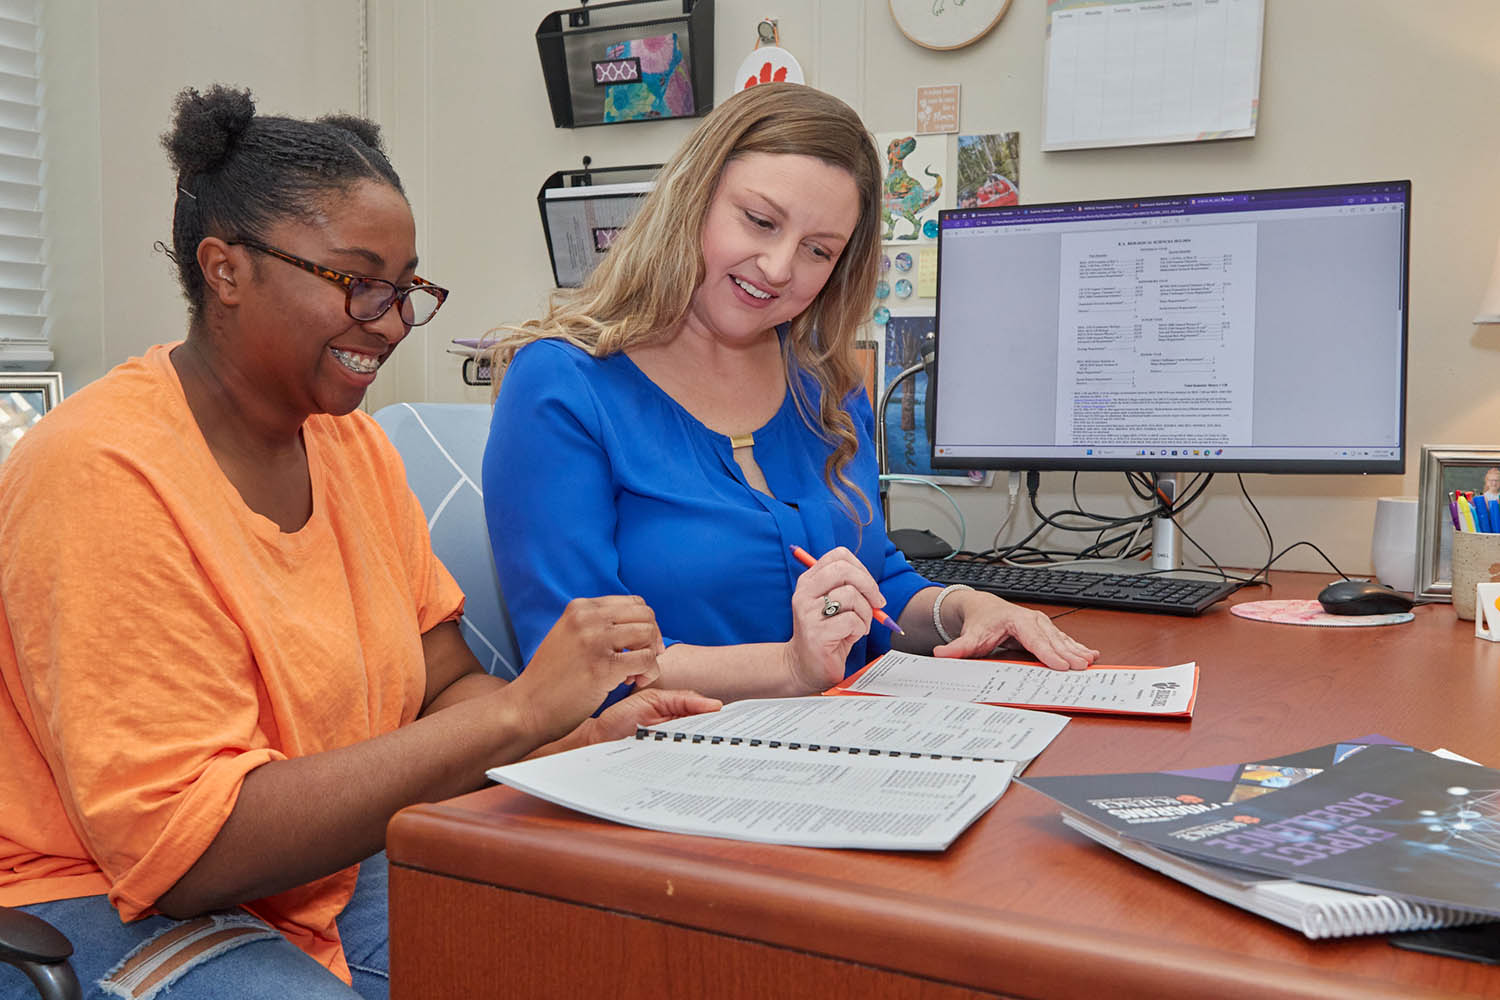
xmin=1414 ymin=445 xmax=1500 ymax=601
xmin=0 ymin=371 xmax=62 ymax=464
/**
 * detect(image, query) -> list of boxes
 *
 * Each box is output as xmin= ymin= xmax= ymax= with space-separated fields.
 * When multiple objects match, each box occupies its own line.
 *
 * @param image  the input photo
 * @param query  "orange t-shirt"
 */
xmin=0 ymin=344 xmax=464 ymax=982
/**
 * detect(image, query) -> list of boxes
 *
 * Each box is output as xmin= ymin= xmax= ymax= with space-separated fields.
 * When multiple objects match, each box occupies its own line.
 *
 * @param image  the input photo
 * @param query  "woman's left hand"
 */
xmin=585 ymin=689 xmax=724 ymax=744
xmin=935 ymin=590 xmax=1098 ymax=671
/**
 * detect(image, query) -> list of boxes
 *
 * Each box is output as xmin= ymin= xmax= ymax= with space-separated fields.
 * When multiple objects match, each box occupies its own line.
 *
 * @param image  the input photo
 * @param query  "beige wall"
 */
xmin=41 ymin=0 xmax=1500 ymax=575
xmin=41 ymin=0 xmax=363 ymax=384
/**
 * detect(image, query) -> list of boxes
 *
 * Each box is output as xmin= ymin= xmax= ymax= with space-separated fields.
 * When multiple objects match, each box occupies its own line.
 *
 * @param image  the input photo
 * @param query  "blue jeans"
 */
xmin=0 ymin=855 xmax=388 ymax=1000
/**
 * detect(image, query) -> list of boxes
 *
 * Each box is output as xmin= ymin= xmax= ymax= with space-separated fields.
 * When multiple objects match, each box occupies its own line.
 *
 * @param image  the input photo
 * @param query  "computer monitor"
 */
xmin=930 ymin=180 xmax=1409 ymax=478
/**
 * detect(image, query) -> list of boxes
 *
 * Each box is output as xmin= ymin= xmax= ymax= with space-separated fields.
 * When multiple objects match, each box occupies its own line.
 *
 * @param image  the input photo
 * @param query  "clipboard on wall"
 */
xmin=1042 ymin=0 xmax=1264 ymax=151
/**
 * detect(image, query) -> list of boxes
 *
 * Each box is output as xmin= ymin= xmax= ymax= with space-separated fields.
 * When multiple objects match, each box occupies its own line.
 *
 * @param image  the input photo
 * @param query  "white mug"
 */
xmin=1475 ymin=582 xmax=1500 ymax=641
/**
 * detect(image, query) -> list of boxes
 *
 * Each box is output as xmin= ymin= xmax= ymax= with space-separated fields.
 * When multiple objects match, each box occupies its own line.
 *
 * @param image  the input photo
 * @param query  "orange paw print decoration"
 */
xmin=733 ymin=19 xmax=804 ymax=93
xmin=745 ymin=60 xmax=790 ymax=89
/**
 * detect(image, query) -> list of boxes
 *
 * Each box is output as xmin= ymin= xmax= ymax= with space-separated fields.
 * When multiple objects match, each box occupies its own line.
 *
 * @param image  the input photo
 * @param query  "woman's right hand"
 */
xmin=508 ymin=595 xmax=664 ymax=741
xmin=782 ymin=546 xmax=883 ymax=692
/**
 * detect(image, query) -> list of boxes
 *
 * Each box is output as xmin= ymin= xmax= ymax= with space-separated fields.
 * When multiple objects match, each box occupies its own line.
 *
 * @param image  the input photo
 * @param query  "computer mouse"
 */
xmin=1316 ymin=579 xmax=1414 ymax=616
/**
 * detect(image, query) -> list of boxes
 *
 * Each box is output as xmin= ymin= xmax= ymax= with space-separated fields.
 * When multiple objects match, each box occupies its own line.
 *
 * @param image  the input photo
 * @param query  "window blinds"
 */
xmin=0 ymin=0 xmax=46 ymax=368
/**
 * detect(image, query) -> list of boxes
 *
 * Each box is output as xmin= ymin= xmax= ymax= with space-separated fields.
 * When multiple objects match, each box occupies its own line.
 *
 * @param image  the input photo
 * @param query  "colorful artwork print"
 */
xmin=877 ymin=132 xmax=946 ymax=242
xmin=956 ymin=132 xmax=1020 ymax=208
xmin=602 ymin=34 xmax=695 ymax=122
xmin=880 ymin=315 xmax=987 ymax=484
xmin=882 ymin=316 xmax=936 ymax=476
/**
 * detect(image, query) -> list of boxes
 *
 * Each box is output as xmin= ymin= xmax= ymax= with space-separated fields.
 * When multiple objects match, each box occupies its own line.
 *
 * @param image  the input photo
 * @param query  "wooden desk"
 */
xmin=387 ymin=573 xmax=1500 ymax=999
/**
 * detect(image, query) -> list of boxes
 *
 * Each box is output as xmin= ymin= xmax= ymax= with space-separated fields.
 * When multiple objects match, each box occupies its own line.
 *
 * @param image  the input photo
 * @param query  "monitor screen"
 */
xmin=930 ymin=180 xmax=1409 ymax=474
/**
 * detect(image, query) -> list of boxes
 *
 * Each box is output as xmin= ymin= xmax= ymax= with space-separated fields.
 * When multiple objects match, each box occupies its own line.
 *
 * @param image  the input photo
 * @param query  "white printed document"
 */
xmin=830 ymin=652 xmax=1198 ymax=717
xmin=648 ymin=695 xmax=1068 ymax=772
xmin=488 ymin=738 xmax=1014 ymax=851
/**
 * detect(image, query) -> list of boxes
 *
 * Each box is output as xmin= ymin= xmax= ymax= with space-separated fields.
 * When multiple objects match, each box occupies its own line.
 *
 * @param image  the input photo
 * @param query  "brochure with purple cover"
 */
xmin=1018 ymin=737 xmax=1493 ymax=937
xmin=1122 ymin=745 xmax=1500 ymax=919
xmin=1018 ymin=735 xmax=1405 ymax=842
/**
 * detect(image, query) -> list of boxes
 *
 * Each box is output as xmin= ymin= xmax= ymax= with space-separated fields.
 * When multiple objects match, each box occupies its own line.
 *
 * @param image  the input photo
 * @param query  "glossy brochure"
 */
xmin=1020 ymin=737 xmax=1492 ymax=936
xmin=1121 ymin=745 xmax=1500 ymax=920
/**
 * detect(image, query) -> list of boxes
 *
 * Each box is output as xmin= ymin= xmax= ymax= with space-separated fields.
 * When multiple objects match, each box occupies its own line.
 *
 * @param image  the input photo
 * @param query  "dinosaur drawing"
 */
xmin=882 ymin=136 xmax=942 ymax=241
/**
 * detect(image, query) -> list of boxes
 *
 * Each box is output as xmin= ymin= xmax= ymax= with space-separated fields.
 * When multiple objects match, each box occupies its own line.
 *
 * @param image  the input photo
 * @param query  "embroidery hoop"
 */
xmin=889 ymin=0 xmax=1012 ymax=51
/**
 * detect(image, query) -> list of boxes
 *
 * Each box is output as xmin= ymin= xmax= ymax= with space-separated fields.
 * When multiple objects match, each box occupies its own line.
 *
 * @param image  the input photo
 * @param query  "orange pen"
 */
xmin=789 ymin=544 xmax=905 ymax=635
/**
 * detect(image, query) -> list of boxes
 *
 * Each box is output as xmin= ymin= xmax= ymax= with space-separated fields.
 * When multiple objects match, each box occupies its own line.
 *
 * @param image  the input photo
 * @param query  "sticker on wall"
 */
xmin=877 ymin=131 xmax=948 ymax=243
xmin=735 ymin=18 xmax=805 ymax=92
xmin=956 ymin=132 xmax=1020 ymax=208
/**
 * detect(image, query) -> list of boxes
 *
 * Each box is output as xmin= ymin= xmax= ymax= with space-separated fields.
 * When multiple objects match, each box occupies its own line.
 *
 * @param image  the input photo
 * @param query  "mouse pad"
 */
xmin=1230 ymin=599 xmax=1414 ymax=627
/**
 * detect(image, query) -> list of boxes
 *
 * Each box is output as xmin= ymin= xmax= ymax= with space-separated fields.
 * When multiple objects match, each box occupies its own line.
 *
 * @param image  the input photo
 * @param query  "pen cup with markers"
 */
xmin=1450 ymin=530 xmax=1500 ymax=620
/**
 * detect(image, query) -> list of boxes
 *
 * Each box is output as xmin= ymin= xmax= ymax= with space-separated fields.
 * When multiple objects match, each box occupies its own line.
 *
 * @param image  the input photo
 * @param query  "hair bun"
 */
xmin=162 ymin=84 xmax=256 ymax=178
xmin=317 ymin=113 xmax=387 ymax=155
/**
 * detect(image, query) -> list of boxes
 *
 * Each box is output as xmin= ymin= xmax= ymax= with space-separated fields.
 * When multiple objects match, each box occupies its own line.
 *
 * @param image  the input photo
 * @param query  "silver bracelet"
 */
xmin=931 ymin=584 xmax=973 ymax=644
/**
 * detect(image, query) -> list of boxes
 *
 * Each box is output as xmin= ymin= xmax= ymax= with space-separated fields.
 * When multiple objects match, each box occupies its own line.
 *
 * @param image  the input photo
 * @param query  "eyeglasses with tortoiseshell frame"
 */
xmin=228 ymin=239 xmax=449 ymax=326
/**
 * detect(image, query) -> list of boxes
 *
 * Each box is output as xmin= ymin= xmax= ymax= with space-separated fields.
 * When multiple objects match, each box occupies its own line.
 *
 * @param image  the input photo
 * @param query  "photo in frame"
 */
xmin=0 ymin=372 xmax=64 ymax=464
xmin=1414 ymin=445 xmax=1500 ymax=601
xmin=955 ymin=131 xmax=1019 ymax=208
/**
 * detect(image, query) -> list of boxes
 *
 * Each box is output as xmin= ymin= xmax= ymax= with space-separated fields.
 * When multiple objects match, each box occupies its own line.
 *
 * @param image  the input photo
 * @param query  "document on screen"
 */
xmin=1054 ymin=222 xmax=1257 ymax=448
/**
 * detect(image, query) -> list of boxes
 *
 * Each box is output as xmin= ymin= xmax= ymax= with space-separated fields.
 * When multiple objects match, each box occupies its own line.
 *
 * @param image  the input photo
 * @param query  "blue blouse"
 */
xmin=482 ymin=338 xmax=933 ymax=707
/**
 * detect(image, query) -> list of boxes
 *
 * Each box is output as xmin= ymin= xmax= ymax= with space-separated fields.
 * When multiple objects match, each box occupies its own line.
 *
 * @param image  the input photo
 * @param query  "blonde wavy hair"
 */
xmin=488 ymin=82 xmax=882 ymax=518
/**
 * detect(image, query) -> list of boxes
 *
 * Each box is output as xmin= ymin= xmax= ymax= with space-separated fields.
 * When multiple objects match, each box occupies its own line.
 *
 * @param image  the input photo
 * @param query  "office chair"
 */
xmin=0 ymin=905 xmax=81 ymax=1000
xmin=371 ymin=402 xmax=522 ymax=678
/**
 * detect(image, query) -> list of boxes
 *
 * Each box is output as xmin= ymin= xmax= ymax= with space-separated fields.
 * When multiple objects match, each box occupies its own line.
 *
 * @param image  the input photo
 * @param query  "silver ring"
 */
xmin=822 ymin=595 xmax=841 ymax=617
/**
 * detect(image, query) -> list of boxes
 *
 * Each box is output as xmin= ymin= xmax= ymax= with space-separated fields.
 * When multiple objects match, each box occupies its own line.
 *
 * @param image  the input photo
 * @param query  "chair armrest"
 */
xmin=0 ymin=905 xmax=71 ymax=964
xmin=0 ymin=905 xmax=81 ymax=1000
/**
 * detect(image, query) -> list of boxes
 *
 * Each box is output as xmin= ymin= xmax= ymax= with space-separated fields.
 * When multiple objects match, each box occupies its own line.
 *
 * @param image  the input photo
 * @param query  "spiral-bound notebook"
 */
xmin=1021 ymin=739 xmax=1496 ymax=937
xmin=488 ymin=696 xmax=1068 ymax=850
xmin=1060 ymin=812 xmax=1490 ymax=938
xmin=1120 ymin=746 xmax=1500 ymax=928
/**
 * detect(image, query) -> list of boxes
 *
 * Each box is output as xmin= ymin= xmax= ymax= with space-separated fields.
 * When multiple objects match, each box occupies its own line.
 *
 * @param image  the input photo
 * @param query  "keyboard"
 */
xmin=909 ymin=559 xmax=1239 ymax=616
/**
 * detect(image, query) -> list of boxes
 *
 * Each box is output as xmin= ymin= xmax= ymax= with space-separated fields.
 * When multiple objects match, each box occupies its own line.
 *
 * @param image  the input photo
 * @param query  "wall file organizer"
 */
xmin=539 ymin=159 xmax=660 ymax=287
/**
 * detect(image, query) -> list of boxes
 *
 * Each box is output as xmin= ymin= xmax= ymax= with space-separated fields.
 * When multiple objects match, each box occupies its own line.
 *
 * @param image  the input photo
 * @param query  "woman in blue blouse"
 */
xmin=484 ymin=83 xmax=1097 ymax=707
